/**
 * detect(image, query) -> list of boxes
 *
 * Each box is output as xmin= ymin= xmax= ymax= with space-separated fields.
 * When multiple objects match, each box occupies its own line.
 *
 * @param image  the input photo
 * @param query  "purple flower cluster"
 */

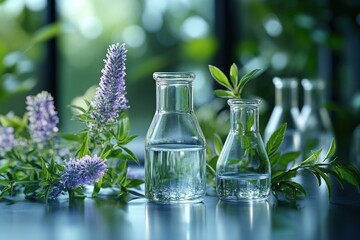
xmin=90 ymin=43 xmax=129 ymax=128
xmin=0 ymin=126 xmax=15 ymax=155
xmin=60 ymin=155 xmax=107 ymax=189
xmin=50 ymin=155 xmax=107 ymax=199
xmin=26 ymin=91 xmax=59 ymax=142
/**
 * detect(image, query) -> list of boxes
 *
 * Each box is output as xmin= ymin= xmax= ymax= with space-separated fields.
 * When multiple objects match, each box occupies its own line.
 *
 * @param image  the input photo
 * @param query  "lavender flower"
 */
xmin=60 ymin=155 xmax=107 ymax=189
xmin=90 ymin=43 xmax=129 ymax=129
xmin=26 ymin=91 xmax=59 ymax=143
xmin=0 ymin=126 xmax=15 ymax=155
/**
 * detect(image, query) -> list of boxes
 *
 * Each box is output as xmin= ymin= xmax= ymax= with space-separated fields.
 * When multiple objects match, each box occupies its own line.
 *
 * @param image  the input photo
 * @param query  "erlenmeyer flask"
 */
xmin=216 ymin=99 xmax=271 ymax=201
xmin=300 ymin=79 xmax=334 ymax=160
xmin=264 ymin=77 xmax=302 ymax=165
xmin=145 ymin=72 xmax=206 ymax=203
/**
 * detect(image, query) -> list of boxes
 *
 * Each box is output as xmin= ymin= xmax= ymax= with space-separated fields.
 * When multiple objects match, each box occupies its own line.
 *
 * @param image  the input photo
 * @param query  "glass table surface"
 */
xmin=0 ymin=182 xmax=359 ymax=240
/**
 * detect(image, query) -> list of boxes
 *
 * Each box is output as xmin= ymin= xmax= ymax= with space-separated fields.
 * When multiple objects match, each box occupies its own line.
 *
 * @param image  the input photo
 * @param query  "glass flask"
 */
xmin=300 ymin=79 xmax=334 ymax=160
xmin=216 ymin=99 xmax=271 ymax=202
xmin=264 ymin=77 xmax=302 ymax=165
xmin=145 ymin=72 xmax=206 ymax=203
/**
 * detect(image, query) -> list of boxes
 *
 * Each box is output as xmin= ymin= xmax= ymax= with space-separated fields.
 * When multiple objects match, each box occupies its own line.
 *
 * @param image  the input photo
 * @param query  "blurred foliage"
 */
xmin=0 ymin=0 xmax=53 ymax=115
xmin=1 ymin=0 xmax=359 ymax=164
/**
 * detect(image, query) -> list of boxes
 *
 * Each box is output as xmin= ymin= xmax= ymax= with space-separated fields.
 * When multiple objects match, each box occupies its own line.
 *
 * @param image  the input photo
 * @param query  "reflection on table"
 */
xmin=0 ymin=182 xmax=359 ymax=240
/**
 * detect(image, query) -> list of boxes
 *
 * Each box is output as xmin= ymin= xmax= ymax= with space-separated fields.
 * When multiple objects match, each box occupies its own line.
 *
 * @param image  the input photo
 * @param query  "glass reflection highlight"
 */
xmin=145 ymin=202 xmax=205 ymax=240
xmin=216 ymin=200 xmax=271 ymax=240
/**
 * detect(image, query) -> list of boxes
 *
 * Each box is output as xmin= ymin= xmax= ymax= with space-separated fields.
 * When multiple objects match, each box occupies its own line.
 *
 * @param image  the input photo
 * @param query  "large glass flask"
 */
xmin=300 ymin=79 xmax=334 ymax=160
xmin=216 ymin=99 xmax=271 ymax=201
xmin=264 ymin=77 xmax=302 ymax=164
xmin=145 ymin=72 xmax=206 ymax=203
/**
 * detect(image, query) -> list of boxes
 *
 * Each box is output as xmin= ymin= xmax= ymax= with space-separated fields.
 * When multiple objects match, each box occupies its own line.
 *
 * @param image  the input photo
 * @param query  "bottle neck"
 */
xmin=229 ymin=99 xmax=260 ymax=133
xmin=156 ymin=82 xmax=193 ymax=112
xmin=303 ymin=88 xmax=325 ymax=109
xmin=275 ymin=86 xmax=298 ymax=109
xmin=273 ymin=77 xmax=298 ymax=109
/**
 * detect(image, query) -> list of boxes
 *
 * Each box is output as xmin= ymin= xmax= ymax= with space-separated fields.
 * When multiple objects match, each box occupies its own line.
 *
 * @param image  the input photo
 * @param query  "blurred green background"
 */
xmin=1 ymin=0 xmax=359 ymax=162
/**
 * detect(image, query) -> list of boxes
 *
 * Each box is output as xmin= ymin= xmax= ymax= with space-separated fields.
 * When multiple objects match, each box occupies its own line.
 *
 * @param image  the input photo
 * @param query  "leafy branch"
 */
xmin=206 ymin=64 xmax=360 ymax=205
xmin=208 ymin=63 xmax=260 ymax=99
xmin=268 ymin=124 xmax=360 ymax=205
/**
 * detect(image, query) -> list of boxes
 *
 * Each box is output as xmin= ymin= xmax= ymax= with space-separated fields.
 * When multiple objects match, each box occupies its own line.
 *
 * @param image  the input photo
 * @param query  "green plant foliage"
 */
xmin=206 ymin=64 xmax=360 ymax=205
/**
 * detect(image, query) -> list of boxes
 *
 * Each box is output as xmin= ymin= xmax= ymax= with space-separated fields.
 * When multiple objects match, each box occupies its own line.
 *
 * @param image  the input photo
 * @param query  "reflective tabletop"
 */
xmin=0 ymin=183 xmax=359 ymax=240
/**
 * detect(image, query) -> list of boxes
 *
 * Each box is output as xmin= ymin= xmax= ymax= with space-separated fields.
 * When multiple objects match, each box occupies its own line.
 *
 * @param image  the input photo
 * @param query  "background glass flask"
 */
xmin=216 ymin=99 xmax=271 ymax=201
xmin=300 ymin=79 xmax=334 ymax=160
xmin=145 ymin=72 xmax=206 ymax=203
xmin=264 ymin=77 xmax=302 ymax=166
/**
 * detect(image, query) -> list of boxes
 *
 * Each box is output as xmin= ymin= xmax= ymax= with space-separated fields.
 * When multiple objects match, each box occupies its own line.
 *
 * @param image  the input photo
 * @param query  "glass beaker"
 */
xmin=264 ymin=77 xmax=302 ymax=165
xmin=300 ymin=79 xmax=334 ymax=160
xmin=145 ymin=72 xmax=206 ymax=203
xmin=216 ymin=99 xmax=271 ymax=202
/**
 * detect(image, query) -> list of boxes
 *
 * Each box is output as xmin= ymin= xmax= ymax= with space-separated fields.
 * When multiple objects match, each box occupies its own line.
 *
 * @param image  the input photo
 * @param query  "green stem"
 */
xmin=68 ymin=189 xmax=75 ymax=199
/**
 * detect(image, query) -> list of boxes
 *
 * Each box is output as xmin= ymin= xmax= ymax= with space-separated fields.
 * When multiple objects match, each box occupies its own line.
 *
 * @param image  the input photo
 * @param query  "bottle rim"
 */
xmin=153 ymin=72 xmax=195 ymax=82
xmin=301 ymin=78 xmax=325 ymax=90
xmin=227 ymin=98 xmax=261 ymax=106
xmin=273 ymin=77 xmax=298 ymax=88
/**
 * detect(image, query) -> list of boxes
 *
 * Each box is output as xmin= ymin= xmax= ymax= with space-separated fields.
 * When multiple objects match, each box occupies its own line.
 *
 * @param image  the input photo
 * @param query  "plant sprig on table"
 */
xmin=207 ymin=63 xmax=360 ymax=205
xmin=0 ymin=43 xmax=143 ymax=202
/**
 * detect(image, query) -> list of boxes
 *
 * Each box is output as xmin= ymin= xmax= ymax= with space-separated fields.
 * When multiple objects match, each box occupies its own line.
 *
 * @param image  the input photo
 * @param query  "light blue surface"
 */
xmin=0 ymin=183 xmax=359 ymax=240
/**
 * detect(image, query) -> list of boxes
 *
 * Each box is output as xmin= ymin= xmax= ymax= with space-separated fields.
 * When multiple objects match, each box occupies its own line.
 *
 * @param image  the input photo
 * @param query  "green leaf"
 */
xmin=92 ymin=177 xmax=103 ymax=197
xmin=246 ymin=114 xmax=254 ymax=132
xmin=120 ymin=146 xmax=139 ymax=165
xmin=214 ymin=89 xmax=234 ymax=98
xmin=313 ymin=167 xmax=332 ymax=199
xmin=214 ymin=133 xmax=223 ymax=156
xmin=269 ymin=152 xmax=281 ymax=167
xmin=266 ymin=123 xmax=287 ymax=157
xmin=208 ymin=65 xmax=233 ymax=90
xmin=27 ymin=23 xmax=61 ymax=49
xmin=117 ymin=135 xmax=137 ymax=145
xmin=284 ymin=181 xmax=307 ymax=197
xmin=238 ymin=69 xmax=260 ymax=94
xmin=128 ymin=189 xmax=145 ymax=198
xmin=125 ymin=179 xmax=145 ymax=188
xmin=279 ymin=151 xmax=301 ymax=166
xmin=0 ymin=179 xmax=10 ymax=186
xmin=40 ymin=159 xmax=49 ymax=180
xmin=311 ymin=149 xmax=323 ymax=163
xmin=59 ymin=133 xmax=82 ymax=142
xmin=117 ymin=112 xmax=130 ymax=141
xmin=334 ymin=163 xmax=360 ymax=186
xmin=78 ymin=131 xmax=90 ymax=157
xmin=0 ymin=187 xmax=10 ymax=198
xmin=323 ymin=139 xmax=336 ymax=161
xmin=70 ymin=104 xmax=87 ymax=114
xmin=229 ymin=63 xmax=238 ymax=89
xmin=116 ymin=161 xmax=128 ymax=185
xmin=271 ymin=169 xmax=297 ymax=184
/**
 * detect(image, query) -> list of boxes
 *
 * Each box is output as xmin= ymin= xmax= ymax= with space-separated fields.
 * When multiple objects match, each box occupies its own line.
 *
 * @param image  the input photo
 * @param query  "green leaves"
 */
xmin=268 ymin=128 xmax=360 ymax=205
xmin=266 ymin=123 xmax=287 ymax=157
xmin=208 ymin=63 xmax=260 ymax=99
xmin=209 ymin=65 xmax=233 ymax=90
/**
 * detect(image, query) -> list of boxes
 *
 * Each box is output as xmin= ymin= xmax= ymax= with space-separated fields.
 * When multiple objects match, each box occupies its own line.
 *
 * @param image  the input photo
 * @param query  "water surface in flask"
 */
xmin=145 ymin=144 xmax=206 ymax=203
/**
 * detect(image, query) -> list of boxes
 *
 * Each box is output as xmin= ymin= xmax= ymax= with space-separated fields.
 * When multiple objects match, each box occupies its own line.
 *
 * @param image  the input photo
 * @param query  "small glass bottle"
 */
xmin=145 ymin=72 xmax=206 ymax=203
xmin=300 ymin=79 xmax=334 ymax=160
xmin=264 ymin=77 xmax=302 ymax=162
xmin=216 ymin=99 xmax=271 ymax=201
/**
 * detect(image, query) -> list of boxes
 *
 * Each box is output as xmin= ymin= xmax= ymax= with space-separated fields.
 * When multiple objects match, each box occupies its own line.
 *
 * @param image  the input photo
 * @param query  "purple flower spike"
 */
xmin=61 ymin=155 xmax=107 ymax=189
xmin=26 ymin=91 xmax=59 ymax=142
xmin=0 ymin=126 xmax=15 ymax=155
xmin=91 ymin=43 xmax=129 ymax=128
